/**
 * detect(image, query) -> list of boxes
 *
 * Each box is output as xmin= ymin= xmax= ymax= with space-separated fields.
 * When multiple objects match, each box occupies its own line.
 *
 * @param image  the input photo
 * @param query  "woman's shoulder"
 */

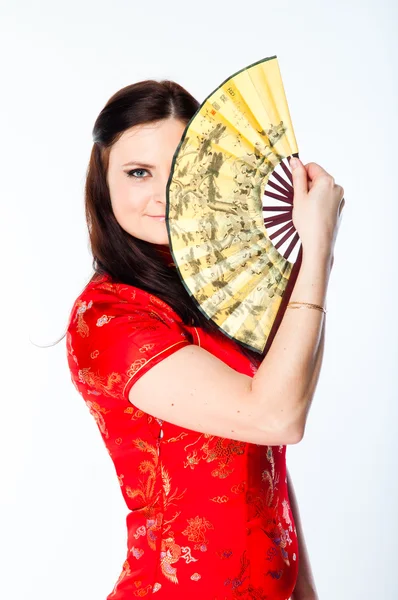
xmin=65 ymin=272 xmax=192 ymax=405
xmin=70 ymin=271 xmax=184 ymax=323
xmin=80 ymin=272 xmax=148 ymax=303
xmin=65 ymin=271 xmax=190 ymax=358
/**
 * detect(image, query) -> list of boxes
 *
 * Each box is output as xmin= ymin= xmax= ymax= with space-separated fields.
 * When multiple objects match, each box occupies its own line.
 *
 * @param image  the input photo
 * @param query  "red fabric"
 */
xmin=66 ymin=272 xmax=299 ymax=599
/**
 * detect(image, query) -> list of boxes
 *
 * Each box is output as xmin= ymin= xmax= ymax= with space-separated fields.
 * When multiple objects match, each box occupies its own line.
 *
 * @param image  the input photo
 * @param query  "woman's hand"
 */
xmin=290 ymin=158 xmax=345 ymax=264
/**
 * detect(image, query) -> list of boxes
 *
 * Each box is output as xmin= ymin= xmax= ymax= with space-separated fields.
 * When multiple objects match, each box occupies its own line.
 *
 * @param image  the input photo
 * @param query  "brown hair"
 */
xmin=41 ymin=79 xmax=263 ymax=364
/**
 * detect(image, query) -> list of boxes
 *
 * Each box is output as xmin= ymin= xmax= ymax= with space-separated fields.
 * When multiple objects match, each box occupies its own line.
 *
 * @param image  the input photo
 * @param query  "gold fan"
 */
xmin=166 ymin=55 xmax=302 ymax=354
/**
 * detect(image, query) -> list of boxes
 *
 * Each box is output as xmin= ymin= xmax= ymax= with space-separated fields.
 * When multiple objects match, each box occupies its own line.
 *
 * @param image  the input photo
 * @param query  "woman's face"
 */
xmin=107 ymin=117 xmax=187 ymax=245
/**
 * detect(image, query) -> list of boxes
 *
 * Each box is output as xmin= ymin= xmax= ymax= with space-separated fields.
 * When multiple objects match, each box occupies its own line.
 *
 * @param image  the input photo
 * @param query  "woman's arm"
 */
xmin=297 ymin=309 xmax=327 ymax=430
xmin=130 ymin=253 xmax=331 ymax=446
xmin=251 ymin=251 xmax=332 ymax=439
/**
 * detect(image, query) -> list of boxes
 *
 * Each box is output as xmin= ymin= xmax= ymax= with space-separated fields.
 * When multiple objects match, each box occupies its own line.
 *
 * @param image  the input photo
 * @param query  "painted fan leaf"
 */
xmin=166 ymin=55 xmax=301 ymax=353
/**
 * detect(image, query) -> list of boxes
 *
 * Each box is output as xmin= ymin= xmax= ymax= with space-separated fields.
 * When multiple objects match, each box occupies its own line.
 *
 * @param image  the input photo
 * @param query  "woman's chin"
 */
xmin=149 ymin=233 xmax=169 ymax=246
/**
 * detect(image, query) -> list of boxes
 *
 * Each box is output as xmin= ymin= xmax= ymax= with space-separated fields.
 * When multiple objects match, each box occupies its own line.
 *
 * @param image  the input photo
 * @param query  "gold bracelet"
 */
xmin=287 ymin=301 xmax=327 ymax=314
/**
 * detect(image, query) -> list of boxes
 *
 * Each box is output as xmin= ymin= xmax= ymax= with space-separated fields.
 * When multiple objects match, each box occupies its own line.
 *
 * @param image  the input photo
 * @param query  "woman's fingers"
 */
xmin=290 ymin=157 xmax=309 ymax=197
xmin=303 ymin=161 xmax=334 ymax=183
xmin=292 ymin=159 xmax=346 ymax=222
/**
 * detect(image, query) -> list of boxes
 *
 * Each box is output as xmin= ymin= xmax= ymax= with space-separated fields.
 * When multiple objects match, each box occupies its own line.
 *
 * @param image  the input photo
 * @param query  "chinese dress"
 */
xmin=66 ymin=249 xmax=299 ymax=600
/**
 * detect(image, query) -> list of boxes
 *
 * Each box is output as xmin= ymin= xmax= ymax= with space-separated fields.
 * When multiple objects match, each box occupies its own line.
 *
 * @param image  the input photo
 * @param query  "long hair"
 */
xmin=38 ymin=79 xmax=263 ymax=364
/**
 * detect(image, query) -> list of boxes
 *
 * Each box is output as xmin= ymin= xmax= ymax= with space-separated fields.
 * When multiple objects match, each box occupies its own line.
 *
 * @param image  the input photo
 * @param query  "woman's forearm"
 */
xmin=300 ymin=316 xmax=326 ymax=426
xmin=251 ymin=253 xmax=332 ymax=439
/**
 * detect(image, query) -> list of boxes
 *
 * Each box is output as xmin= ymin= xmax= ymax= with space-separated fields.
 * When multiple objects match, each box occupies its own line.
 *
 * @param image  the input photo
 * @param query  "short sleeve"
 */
xmin=67 ymin=280 xmax=192 ymax=404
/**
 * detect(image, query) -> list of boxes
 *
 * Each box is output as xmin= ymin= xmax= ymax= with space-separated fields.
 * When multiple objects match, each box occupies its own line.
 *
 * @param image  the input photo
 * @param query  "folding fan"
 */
xmin=165 ymin=55 xmax=302 ymax=355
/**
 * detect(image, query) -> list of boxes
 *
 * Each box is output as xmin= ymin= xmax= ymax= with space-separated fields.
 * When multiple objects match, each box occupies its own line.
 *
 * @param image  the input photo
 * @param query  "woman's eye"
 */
xmin=126 ymin=168 xmax=150 ymax=179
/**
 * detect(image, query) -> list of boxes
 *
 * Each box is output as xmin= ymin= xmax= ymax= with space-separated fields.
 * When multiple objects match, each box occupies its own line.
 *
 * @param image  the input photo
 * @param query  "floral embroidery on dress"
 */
xmin=210 ymin=495 xmax=229 ymax=503
xmin=231 ymin=481 xmax=246 ymax=495
xmin=124 ymin=405 xmax=145 ymax=421
xmin=183 ymin=433 xmax=246 ymax=479
xmin=130 ymin=546 xmax=144 ymax=560
xmin=75 ymin=299 xmax=93 ymax=337
xmin=282 ymin=498 xmax=293 ymax=532
xmin=96 ymin=314 xmax=116 ymax=327
xmin=77 ymin=366 xmax=122 ymax=398
xmin=182 ymin=515 xmax=214 ymax=551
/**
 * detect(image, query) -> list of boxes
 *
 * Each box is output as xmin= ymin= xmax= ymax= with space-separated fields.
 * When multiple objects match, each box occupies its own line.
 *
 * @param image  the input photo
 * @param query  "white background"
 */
xmin=1 ymin=0 xmax=397 ymax=598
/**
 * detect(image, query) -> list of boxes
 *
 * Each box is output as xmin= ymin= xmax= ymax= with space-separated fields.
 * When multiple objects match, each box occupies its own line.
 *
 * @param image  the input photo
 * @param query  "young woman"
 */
xmin=66 ymin=79 xmax=345 ymax=600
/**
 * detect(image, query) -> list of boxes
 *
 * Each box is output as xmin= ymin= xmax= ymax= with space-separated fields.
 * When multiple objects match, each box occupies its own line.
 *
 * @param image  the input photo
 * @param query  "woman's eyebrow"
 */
xmin=122 ymin=161 xmax=156 ymax=168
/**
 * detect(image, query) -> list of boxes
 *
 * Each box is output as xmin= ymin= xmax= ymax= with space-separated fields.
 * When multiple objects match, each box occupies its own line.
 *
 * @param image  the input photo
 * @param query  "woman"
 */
xmin=66 ymin=78 xmax=344 ymax=599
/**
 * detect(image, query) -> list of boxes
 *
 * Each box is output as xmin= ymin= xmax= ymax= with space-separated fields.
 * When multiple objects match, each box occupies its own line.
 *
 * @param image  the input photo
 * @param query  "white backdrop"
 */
xmin=1 ymin=0 xmax=397 ymax=598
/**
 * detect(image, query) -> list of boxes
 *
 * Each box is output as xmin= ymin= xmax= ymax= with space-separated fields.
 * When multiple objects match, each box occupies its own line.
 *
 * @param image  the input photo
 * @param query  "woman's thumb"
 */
xmin=289 ymin=157 xmax=308 ymax=197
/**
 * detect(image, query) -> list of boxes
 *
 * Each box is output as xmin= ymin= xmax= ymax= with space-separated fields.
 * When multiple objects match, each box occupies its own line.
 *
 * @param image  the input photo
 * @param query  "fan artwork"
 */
xmin=166 ymin=55 xmax=303 ymax=354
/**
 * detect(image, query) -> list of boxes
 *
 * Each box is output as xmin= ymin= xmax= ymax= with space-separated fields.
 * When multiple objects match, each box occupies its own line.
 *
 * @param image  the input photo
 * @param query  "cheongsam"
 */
xmin=66 ymin=268 xmax=299 ymax=600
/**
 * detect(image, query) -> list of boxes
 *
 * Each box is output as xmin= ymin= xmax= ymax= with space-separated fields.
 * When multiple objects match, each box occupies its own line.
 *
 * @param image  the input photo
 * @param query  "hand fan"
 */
xmin=165 ymin=55 xmax=302 ymax=355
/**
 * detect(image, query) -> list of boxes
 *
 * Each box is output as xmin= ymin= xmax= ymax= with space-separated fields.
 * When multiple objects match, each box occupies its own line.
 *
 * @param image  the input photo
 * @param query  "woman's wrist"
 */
xmin=290 ymin=251 xmax=331 ymax=309
xmin=301 ymin=245 xmax=333 ymax=270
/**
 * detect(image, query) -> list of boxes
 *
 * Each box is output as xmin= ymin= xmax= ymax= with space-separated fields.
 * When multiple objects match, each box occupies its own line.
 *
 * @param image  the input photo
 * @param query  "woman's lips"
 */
xmin=148 ymin=215 xmax=165 ymax=221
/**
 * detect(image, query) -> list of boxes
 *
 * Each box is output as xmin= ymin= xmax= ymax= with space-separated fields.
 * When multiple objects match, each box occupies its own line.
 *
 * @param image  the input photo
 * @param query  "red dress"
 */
xmin=66 ymin=268 xmax=299 ymax=599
